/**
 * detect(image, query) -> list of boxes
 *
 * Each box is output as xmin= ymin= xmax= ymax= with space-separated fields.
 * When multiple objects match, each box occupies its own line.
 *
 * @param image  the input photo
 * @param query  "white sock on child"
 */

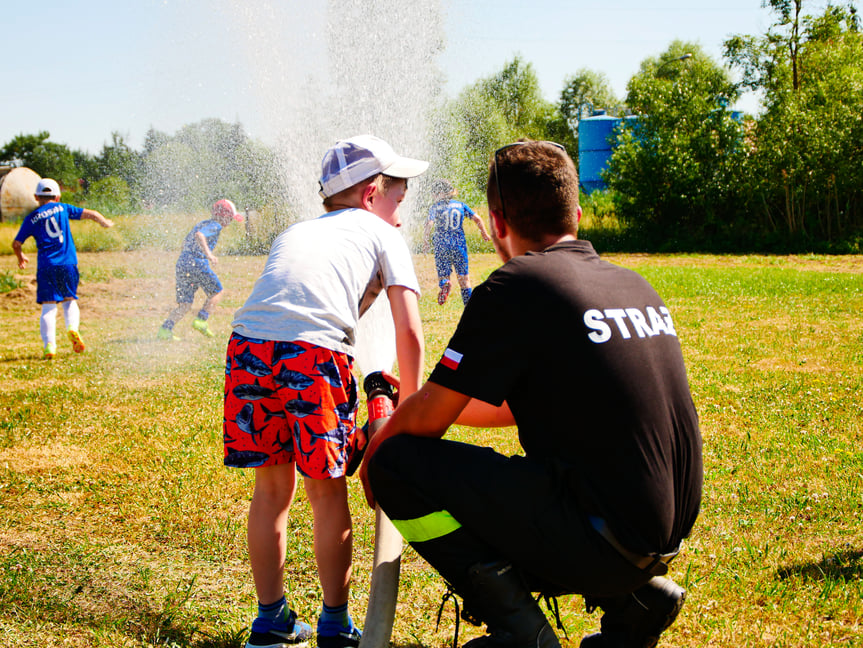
xmin=62 ymin=300 xmax=80 ymax=331
xmin=41 ymin=303 xmax=58 ymax=347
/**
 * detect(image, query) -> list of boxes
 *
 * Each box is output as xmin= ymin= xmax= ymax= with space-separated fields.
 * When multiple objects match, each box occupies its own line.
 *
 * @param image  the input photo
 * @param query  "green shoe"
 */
xmin=157 ymin=326 xmax=180 ymax=341
xmin=192 ymin=318 xmax=215 ymax=338
xmin=68 ymin=329 xmax=86 ymax=353
xmin=43 ymin=343 xmax=57 ymax=359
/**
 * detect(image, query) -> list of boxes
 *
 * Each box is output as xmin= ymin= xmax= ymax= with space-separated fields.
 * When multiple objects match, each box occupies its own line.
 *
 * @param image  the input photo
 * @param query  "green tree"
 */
xmin=138 ymin=119 xmax=281 ymax=214
xmin=432 ymin=56 xmax=569 ymax=205
xmin=85 ymin=176 xmax=133 ymax=216
xmin=725 ymin=2 xmax=863 ymax=247
xmin=559 ymin=69 xmax=620 ymax=132
xmin=0 ymin=131 xmax=79 ymax=188
xmin=95 ymin=132 xmax=141 ymax=188
xmin=606 ymin=41 xmax=745 ymax=248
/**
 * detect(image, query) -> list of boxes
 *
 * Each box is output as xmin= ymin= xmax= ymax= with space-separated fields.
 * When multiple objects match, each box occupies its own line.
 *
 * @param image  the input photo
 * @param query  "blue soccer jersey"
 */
xmin=178 ymin=219 xmax=223 ymax=265
xmin=428 ymin=199 xmax=475 ymax=250
xmin=14 ymin=202 xmax=84 ymax=268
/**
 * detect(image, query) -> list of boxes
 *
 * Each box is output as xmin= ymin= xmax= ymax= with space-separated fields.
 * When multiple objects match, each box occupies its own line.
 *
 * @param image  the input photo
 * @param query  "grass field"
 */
xmin=0 ymin=243 xmax=861 ymax=647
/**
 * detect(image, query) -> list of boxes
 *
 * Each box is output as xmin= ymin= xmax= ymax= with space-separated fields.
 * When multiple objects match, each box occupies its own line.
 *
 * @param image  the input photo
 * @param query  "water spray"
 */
xmin=358 ymin=370 xmax=401 ymax=648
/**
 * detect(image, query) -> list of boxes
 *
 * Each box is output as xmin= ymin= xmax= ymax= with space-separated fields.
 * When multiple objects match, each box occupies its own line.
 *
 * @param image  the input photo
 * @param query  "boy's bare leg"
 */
xmin=304 ymin=475 xmax=352 ymax=606
xmin=166 ymin=302 xmax=192 ymax=324
xmin=457 ymin=274 xmax=473 ymax=305
xmin=249 ymin=463 xmax=298 ymax=604
xmin=201 ymin=291 xmax=223 ymax=315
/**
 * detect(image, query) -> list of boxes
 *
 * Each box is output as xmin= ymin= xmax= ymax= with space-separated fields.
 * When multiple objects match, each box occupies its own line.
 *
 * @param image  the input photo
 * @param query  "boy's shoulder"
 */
xmin=193 ymin=218 xmax=221 ymax=231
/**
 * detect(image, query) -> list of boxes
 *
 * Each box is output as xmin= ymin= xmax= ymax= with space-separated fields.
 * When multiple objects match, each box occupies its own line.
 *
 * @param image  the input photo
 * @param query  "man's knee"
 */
xmin=366 ymin=435 xmax=404 ymax=490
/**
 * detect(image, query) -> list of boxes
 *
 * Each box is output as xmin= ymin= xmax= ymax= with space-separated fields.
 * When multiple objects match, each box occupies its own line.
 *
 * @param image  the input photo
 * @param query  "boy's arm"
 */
xmin=423 ymin=219 xmax=433 ymax=252
xmin=81 ymin=209 xmax=114 ymax=228
xmin=195 ymin=231 xmax=218 ymax=264
xmin=386 ymin=284 xmax=424 ymax=398
xmin=12 ymin=240 xmax=28 ymax=269
xmin=472 ymin=213 xmax=492 ymax=241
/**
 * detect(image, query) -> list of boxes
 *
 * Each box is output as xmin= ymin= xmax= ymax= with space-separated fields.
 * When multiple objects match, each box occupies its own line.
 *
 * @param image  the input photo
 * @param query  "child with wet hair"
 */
xmin=424 ymin=179 xmax=491 ymax=306
xmin=157 ymin=199 xmax=243 ymax=340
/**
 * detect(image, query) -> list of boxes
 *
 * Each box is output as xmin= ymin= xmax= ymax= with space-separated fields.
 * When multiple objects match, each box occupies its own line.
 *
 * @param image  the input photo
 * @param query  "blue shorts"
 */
xmin=36 ymin=264 xmax=79 ymax=303
xmin=175 ymin=259 xmax=222 ymax=303
xmin=434 ymin=243 xmax=469 ymax=279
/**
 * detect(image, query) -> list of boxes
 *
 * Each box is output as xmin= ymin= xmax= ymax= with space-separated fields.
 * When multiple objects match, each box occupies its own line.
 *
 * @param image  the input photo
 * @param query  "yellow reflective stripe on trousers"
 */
xmin=391 ymin=510 xmax=462 ymax=543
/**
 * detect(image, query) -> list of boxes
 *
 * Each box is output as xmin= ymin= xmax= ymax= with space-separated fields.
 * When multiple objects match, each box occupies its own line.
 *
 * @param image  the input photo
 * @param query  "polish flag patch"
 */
xmin=440 ymin=348 xmax=463 ymax=371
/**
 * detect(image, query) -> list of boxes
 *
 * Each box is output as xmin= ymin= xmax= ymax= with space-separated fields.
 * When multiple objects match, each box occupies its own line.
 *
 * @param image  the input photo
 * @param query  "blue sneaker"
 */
xmin=317 ymin=627 xmax=361 ymax=648
xmin=246 ymin=611 xmax=313 ymax=648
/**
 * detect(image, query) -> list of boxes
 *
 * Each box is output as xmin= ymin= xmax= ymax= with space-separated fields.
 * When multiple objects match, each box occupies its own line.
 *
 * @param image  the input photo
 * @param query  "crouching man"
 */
xmin=360 ymin=140 xmax=702 ymax=648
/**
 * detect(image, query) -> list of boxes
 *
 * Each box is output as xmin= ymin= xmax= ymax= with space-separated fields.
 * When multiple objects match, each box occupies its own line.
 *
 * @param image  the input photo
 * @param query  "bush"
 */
xmin=0 ymin=270 xmax=23 ymax=293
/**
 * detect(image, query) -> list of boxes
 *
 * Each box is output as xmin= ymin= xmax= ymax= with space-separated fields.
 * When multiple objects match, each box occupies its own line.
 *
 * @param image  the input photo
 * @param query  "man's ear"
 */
xmin=576 ymin=205 xmax=583 ymax=224
xmin=489 ymin=209 xmax=507 ymax=239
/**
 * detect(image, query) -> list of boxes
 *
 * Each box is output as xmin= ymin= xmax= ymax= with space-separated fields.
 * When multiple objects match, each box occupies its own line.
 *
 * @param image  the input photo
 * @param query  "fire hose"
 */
xmin=357 ymin=371 xmax=401 ymax=648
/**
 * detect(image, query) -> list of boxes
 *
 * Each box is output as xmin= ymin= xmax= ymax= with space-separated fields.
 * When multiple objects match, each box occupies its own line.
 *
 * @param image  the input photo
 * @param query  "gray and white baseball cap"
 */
xmin=318 ymin=135 xmax=428 ymax=199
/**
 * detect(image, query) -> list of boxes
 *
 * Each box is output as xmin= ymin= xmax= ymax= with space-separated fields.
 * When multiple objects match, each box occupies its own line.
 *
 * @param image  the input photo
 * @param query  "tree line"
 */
xmin=1 ymin=119 xmax=283 ymax=222
xmin=2 ymin=1 xmax=860 ymax=253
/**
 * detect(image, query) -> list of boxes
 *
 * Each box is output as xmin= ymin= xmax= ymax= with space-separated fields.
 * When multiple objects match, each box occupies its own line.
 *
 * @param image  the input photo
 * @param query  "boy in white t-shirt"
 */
xmin=224 ymin=135 xmax=426 ymax=648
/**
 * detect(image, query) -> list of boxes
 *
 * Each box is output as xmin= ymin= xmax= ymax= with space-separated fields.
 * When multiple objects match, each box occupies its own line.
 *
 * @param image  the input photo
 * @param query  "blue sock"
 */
xmin=317 ymin=602 xmax=353 ymax=636
xmin=197 ymin=310 xmax=210 ymax=321
xmin=461 ymin=287 xmax=472 ymax=304
xmin=162 ymin=319 xmax=175 ymax=330
xmin=257 ymin=596 xmax=289 ymax=627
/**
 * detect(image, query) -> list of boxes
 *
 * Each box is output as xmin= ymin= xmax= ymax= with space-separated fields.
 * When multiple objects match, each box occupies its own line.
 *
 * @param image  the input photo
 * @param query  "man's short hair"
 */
xmin=486 ymin=140 xmax=580 ymax=241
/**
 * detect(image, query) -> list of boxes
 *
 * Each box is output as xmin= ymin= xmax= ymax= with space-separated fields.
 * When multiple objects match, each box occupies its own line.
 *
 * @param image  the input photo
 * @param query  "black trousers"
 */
xmin=367 ymin=435 xmax=650 ymax=598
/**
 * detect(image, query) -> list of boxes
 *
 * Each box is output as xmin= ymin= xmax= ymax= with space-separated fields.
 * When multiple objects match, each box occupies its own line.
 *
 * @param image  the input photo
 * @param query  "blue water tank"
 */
xmin=578 ymin=111 xmax=621 ymax=194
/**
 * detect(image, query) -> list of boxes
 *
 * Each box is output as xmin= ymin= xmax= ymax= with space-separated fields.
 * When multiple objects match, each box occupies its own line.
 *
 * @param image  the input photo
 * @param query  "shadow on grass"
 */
xmin=777 ymin=548 xmax=863 ymax=582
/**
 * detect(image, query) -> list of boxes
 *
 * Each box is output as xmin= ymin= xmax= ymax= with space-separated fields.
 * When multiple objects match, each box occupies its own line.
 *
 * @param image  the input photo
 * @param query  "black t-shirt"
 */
xmin=429 ymin=240 xmax=702 ymax=554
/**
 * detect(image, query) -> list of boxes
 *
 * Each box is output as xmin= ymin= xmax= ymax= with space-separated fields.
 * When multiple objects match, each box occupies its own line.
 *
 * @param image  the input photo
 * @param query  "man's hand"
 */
xmin=17 ymin=255 xmax=29 ymax=270
xmin=358 ymin=381 xmax=473 ymax=509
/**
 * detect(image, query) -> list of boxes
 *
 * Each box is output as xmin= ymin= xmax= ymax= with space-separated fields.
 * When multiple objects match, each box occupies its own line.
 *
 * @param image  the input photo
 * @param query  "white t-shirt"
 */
xmin=231 ymin=208 xmax=420 ymax=356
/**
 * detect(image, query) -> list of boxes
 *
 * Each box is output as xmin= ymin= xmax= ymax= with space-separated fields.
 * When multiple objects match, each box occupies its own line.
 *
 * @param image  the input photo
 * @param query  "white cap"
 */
xmin=35 ymin=178 xmax=61 ymax=197
xmin=318 ymin=135 xmax=428 ymax=199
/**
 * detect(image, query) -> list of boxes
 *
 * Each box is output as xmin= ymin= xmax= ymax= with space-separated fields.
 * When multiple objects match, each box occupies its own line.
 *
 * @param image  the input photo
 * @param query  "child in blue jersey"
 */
xmin=424 ymin=180 xmax=491 ymax=306
xmin=157 ymin=199 xmax=243 ymax=340
xmin=12 ymin=178 xmax=114 ymax=359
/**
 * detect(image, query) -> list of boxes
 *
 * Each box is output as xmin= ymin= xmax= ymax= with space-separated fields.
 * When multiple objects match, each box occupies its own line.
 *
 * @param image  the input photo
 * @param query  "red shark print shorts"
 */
xmin=223 ymin=333 xmax=360 ymax=478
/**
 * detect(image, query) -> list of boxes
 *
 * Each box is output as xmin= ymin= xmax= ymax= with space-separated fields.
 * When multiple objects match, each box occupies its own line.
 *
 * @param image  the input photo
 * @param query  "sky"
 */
xmin=0 ymin=0 xmax=779 ymax=155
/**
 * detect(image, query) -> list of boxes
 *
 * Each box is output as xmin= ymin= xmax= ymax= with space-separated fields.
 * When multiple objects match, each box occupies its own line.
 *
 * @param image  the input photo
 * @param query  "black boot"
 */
xmin=460 ymin=561 xmax=561 ymax=648
xmin=580 ymin=577 xmax=685 ymax=648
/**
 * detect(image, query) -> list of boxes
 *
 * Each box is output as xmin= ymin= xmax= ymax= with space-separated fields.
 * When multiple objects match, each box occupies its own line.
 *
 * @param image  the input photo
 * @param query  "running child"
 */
xmin=157 ymin=199 xmax=243 ymax=340
xmin=12 ymin=178 xmax=114 ymax=359
xmin=424 ymin=179 xmax=491 ymax=306
xmin=223 ymin=135 xmax=426 ymax=648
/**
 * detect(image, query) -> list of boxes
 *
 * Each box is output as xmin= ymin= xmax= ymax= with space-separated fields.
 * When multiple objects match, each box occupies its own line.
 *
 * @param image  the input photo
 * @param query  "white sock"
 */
xmin=41 ymin=303 xmax=58 ymax=347
xmin=62 ymin=300 xmax=80 ymax=331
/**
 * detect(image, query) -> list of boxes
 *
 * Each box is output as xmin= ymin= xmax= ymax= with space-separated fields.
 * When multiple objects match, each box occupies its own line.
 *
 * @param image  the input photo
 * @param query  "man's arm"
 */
xmin=194 ymin=231 xmax=218 ymax=264
xmin=360 ymin=380 xmax=470 ymax=507
xmin=81 ymin=209 xmax=114 ymax=228
xmin=456 ymin=398 xmax=514 ymax=427
xmin=12 ymin=240 xmax=28 ymax=269
xmin=386 ymin=284 xmax=424 ymax=397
